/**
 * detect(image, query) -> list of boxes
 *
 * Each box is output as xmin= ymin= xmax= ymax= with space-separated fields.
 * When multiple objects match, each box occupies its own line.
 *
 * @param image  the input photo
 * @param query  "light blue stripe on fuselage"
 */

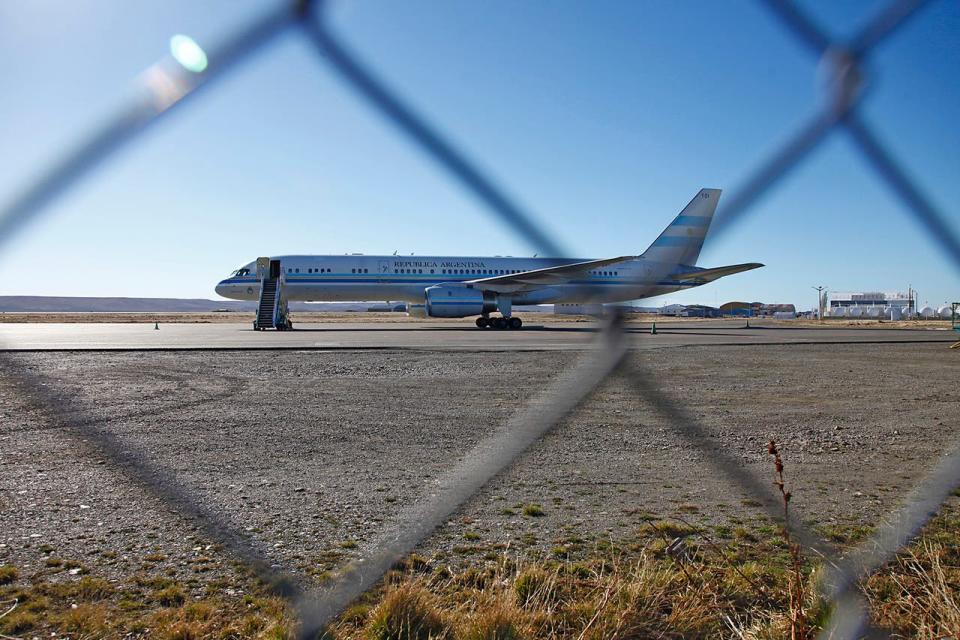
xmin=221 ymin=277 xmax=694 ymax=287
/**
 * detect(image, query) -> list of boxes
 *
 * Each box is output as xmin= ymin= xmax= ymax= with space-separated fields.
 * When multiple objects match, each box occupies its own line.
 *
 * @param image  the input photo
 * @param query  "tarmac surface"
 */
xmin=0 ymin=319 xmax=955 ymax=350
xmin=1 ymin=322 xmax=958 ymax=631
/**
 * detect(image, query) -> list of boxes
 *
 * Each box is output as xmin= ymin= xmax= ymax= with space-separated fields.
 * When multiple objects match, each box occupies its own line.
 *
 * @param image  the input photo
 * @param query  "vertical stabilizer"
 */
xmin=641 ymin=188 xmax=720 ymax=266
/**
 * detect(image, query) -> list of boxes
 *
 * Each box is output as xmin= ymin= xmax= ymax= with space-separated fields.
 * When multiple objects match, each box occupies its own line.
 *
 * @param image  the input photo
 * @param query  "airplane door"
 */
xmin=377 ymin=259 xmax=392 ymax=282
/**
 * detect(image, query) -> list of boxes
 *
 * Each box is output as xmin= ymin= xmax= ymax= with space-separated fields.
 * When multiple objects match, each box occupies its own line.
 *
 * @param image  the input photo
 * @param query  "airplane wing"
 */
xmin=466 ymin=256 xmax=636 ymax=292
xmin=668 ymin=262 xmax=764 ymax=284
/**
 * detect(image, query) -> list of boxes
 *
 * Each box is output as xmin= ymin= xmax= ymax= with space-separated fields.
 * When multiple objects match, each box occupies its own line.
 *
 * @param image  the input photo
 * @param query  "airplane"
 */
xmin=214 ymin=188 xmax=762 ymax=329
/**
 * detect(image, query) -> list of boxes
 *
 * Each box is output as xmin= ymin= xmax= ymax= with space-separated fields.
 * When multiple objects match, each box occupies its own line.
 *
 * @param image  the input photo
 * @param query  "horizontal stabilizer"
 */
xmin=669 ymin=262 xmax=764 ymax=284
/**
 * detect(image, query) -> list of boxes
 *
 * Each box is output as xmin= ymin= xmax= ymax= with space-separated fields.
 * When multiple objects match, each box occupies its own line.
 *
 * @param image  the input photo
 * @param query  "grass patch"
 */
xmin=367 ymin=583 xmax=450 ymax=640
xmin=0 ymin=565 xmax=17 ymax=585
xmin=154 ymin=584 xmax=187 ymax=607
xmin=318 ymin=501 xmax=960 ymax=639
xmin=638 ymin=519 xmax=698 ymax=538
xmin=522 ymin=504 xmax=545 ymax=518
xmin=3 ymin=498 xmax=957 ymax=639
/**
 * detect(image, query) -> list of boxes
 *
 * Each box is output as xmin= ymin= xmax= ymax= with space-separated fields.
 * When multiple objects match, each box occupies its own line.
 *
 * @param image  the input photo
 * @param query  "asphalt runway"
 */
xmin=0 ymin=319 xmax=954 ymax=350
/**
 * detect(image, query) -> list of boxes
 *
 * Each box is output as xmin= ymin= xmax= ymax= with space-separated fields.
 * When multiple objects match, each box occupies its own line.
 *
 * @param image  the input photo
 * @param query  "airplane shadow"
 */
xmin=282 ymin=324 xmax=754 ymax=335
xmin=277 ymin=322 xmax=937 ymax=335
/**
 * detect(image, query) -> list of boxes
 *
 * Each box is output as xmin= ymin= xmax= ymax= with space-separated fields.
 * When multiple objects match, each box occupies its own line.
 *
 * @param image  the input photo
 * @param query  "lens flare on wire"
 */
xmin=169 ymin=34 xmax=208 ymax=73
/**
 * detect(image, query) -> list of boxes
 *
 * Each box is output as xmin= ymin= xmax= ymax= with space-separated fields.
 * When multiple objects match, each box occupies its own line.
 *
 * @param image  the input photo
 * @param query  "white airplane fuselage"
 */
xmin=215 ymin=254 xmax=697 ymax=306
xmin=215 ymin=189 xmax=763 ymax=322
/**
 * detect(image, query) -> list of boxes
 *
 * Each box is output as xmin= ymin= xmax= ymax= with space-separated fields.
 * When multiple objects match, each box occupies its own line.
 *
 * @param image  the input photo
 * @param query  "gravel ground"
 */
xmin=1 ymin=343 xmax=957 ymax=599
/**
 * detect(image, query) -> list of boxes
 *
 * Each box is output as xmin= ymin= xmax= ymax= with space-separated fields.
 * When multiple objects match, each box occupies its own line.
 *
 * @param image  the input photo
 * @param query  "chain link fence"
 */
xmin=1 ymin=1 xmax=957 ymax=638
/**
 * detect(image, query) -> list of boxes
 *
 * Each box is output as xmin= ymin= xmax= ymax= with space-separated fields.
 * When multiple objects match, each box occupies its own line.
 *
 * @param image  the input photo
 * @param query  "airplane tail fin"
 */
xmin=641 ymin=188 xmax=721 ymax=266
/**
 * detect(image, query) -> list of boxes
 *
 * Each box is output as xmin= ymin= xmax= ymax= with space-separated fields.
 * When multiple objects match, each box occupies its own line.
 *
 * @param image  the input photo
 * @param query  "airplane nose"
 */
xmin=215 ymin=281 xmax=228 ymax=297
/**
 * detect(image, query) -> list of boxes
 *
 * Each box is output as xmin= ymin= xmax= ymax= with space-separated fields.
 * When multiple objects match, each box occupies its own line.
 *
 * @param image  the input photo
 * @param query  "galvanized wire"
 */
xmin=0 ymin=1 xmax=957 ymax=638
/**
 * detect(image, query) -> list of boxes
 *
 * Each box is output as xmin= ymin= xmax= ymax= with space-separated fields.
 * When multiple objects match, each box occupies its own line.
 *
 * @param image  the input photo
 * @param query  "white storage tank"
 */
xmin=773 ymin=311 xmax=796 ymax=319
xmin=919 ymin=306 xmax=936 ymax=319
xmin=866 ymin=307 xmax=882 ymax=318
xmin=888 ymin=306 xmax=902 ymax=321
xmin=901 ymin=306 xmax=913 ymax=319
xmin=937 ymin=305 xmax=953 ymax=320
xmin=848 ymin=306 xmax=864 ymax=318
xmin=833 ymin=306 xmax=848 ymax=318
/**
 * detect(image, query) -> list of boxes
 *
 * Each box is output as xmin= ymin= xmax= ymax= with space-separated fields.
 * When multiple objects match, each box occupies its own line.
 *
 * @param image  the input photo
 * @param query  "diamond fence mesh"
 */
xmin=0 ymin=1 xmax=957 ymax=638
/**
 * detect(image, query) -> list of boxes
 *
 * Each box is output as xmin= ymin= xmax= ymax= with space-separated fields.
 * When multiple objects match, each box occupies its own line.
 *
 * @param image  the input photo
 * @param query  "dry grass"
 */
xmin=0 ymin=507 xmax=956 ymax=639
xmin=866 ymin=540 xmax=960 ymax=639
xmin=325 ymin=503 xmax=959 ymax=640
xmin=0 ymin=565 xmax=17 ymax=585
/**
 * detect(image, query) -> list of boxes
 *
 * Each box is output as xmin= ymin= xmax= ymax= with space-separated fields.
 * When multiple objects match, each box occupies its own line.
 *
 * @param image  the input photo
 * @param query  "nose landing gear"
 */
xmin=476 ymin=316 xmax=523 ymax=330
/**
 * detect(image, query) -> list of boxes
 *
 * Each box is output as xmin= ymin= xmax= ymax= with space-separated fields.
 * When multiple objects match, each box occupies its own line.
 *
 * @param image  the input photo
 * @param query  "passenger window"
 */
xmin=430 ymin=269 xmax=434 ymax=274
xmin=364 ymin=268 xmax=368 ymax=273
xmin=418 ymin=269 xmax=421 ymax=274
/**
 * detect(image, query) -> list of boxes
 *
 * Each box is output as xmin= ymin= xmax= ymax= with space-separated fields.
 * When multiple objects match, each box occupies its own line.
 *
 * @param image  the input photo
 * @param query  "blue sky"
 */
xmin=0 ymin=0 xmax=957 ymax=309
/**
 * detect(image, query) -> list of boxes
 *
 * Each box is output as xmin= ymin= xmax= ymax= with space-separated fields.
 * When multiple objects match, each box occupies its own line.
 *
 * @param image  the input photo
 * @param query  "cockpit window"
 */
xmin=230 ymin=268 xmax=251 ymax=277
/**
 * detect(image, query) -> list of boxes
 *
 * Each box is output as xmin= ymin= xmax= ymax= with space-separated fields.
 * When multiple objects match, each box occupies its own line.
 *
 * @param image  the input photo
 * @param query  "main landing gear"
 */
xmin=476 ymin=316 xmax=523 ymax=330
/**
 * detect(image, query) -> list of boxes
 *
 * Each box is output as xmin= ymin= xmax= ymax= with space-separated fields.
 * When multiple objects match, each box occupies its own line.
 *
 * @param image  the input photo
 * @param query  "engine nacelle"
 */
xmin=424 ymin=284 xmax=497 ymax=318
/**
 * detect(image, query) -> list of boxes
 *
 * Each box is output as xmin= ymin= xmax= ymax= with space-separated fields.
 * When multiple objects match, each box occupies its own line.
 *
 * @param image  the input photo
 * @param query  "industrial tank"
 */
xmin=866 ymin=307 xmax=882 ymax=318
xmin=830 ymin=306 xmax=847 ymax=318
xmin=848 ymin=306 xmax=864 ymax=318
xmin=919 ymin=306 xmax=936 ymax=319
xmin=938 ymin=305 xmax=953 ymax=319
xmin=888 ymin=306 xmax=902 ymax=321
xmin=900 ymin=306 xmax=913 ymax=319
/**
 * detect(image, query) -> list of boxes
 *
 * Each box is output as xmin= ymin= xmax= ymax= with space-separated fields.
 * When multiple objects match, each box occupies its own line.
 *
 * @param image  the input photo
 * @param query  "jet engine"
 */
xmin=423 ymin=284 xmax=497 ymax=318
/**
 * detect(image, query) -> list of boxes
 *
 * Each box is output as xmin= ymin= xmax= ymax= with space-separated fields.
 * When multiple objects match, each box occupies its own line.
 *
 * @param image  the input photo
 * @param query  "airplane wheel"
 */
xmin=476 ymin=317 xmax=489 ymax=328
xmin=509 ymin=317 xmax=522 ymax=330
xmin=493 ymin=317 xmax=507 ymax=329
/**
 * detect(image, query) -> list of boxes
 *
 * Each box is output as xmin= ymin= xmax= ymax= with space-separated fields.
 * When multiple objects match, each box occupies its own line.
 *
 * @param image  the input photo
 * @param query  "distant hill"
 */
xmin=0 ymin=297 xmax=374 ymax=313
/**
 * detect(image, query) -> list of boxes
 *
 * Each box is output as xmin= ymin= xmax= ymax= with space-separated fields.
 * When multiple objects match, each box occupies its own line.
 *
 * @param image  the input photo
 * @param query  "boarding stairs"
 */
xmin=255 ymin=277 xmax=279 ymax=330
xmin=253 ymin=258 xmax=292 ymax=330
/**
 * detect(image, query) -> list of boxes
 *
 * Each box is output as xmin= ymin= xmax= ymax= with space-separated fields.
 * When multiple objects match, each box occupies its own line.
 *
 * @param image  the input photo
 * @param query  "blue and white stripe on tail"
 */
xmin=641 ymin=188 xmax=720 ymax=267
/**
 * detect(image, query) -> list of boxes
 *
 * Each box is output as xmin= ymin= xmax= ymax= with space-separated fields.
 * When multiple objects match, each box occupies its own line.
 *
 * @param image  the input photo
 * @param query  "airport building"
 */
xmin=826 ymin=290 xmax=924 ymax=319
xmin=829 ymin=291 xmax=913 ymax=310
